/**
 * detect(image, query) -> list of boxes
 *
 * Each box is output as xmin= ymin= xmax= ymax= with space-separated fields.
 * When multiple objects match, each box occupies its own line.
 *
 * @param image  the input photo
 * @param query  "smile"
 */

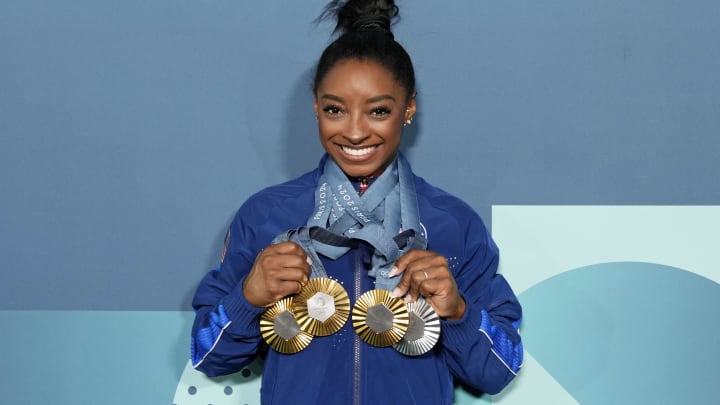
xmin=341 ymin=145 xmax=376 ymax=157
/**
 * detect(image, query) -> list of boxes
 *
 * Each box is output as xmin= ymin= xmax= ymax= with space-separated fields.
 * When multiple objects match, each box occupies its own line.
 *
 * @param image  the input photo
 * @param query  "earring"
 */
xmin=404 ymin=117 xmax=413 ymax=126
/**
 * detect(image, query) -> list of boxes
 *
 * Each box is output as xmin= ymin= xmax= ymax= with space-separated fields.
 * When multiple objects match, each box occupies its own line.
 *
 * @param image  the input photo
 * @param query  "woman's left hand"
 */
xmin=390 ymin=250 xmax=466 ymax=320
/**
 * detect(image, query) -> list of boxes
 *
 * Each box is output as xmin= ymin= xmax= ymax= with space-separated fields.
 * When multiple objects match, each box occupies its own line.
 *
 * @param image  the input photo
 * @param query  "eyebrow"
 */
xmin=368 ymin=94 xmax=396 ymax=103
xmin=320 ymin=94 xmax=397 ymax=103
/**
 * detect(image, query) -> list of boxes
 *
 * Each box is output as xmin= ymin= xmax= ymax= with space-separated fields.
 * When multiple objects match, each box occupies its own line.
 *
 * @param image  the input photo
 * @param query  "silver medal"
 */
xmin=393 ymin=297 xmax=440 ymax=356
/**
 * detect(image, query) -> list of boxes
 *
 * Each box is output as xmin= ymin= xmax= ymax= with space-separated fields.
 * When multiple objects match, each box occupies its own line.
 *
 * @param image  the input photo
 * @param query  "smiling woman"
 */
xmin=314 ymin=59 xmax=416 ymax=178
xmin=188 ymin=1 xmax=523 ymax=404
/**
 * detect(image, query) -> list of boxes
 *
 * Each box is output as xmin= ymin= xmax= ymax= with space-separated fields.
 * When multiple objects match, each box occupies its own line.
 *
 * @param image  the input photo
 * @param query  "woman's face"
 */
xmin=314 ymin=59 xmax=416 ymax=178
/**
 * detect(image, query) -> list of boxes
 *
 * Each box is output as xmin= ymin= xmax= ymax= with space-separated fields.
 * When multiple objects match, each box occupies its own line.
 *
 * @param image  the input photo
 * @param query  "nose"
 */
xmin=343 ymin=114 xmax=369 ymax=145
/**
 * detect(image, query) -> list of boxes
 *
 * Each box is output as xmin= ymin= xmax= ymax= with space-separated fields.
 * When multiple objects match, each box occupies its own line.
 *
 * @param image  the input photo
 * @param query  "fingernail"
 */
xmin=389 ymin=266 xmax=399 ymax=277
xmin=391 ymin=287 xmax=402 ymax=298
xmin=306 ymin=256 xmax=313 ymax=265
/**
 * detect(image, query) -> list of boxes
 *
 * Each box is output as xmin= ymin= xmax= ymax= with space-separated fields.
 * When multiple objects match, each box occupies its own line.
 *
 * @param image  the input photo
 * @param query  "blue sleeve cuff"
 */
xmin=440 ymin=297 xmax=483 ymax=348
xmin=221 ymin=276 xmax=267 ymax=337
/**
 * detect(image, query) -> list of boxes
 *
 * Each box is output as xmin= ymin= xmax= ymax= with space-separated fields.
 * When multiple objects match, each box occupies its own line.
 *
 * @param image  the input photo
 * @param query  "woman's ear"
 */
xmin=404 ymin=92 xmax=417 ymax=125
xmin=405 ymin=92 xmax=417 ymax=121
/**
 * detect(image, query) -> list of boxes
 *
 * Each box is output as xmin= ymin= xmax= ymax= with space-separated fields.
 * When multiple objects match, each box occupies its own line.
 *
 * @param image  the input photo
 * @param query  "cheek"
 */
xmin=316 ymin=121 xmax=336 ymax=140
xmin=375 ymin=120 xmax=403 ymax=139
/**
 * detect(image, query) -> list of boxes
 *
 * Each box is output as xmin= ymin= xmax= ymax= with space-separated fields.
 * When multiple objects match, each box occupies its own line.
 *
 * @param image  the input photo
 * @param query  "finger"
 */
xmin=269 ymin=241 xmax=309 ymax=259
xmin=273 ymin=267 xmax=309 ymax=284
xmin=391 ymin=266 xmax=424 ymax=300
xmin=404 ymin=258 xmax=447 ymax=299
xmin=391 ymin=271 xmax=411 ymax=299
xmin=391 ymin=252 xmax=437 ymax=298
xmin=422 ymin=282 xmax=465 ymax=319
xmin=272 ymin=243 xmax=312 ymax=278
xmin=416 ymin=278 xmax=438 ymax=300
xmin=391 ymin=249 xmax=435 ymax=276
xmin=408 ymin=255 xmax=456 ymax=300
xmin=417 ymin=275 xmax=455 ymax=298
xmin=270 ymin=241 xmax=304 ymax=253
xmin=270 ymin=278 xmax=308 ymax=300
xmin=260 ymin=249 xmax=311 ymax=275
xmin=404 ymin=268 xmax=436 ymax=303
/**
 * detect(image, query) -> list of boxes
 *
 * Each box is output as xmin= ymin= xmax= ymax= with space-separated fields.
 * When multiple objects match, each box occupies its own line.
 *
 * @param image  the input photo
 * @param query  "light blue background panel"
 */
xmin=521 ymin=262 xmax=718 ymax=404
xmin=1 ymin=0 xmax=719 ymax=403
xmin=491 ymin=206 xmax=720 ymax=405
xmin=0 ymin=311 xmax=191 ymax=404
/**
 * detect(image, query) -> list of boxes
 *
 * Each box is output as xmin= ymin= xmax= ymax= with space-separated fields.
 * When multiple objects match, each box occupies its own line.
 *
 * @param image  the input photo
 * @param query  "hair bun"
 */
xmin=321 ymin=0 xmax=399 ymax=37
xmin=350 ymin=14 xmax=392 ymax=34
xmin=312 ymin=0 xmax=415 ymax=98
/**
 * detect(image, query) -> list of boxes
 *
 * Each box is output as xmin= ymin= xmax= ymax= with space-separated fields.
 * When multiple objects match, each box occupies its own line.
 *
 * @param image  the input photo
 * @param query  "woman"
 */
xmin=190 ymin=1 xmax=523 ymax=403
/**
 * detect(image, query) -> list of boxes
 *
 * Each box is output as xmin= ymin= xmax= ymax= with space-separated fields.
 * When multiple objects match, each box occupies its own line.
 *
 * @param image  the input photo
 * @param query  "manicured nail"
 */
xmin=389 ymin=266 xmax=399 ymax=277
xmin=391 ymin=287 xmax=402 ymax=298
xmin=306 ymin=256 xmax=313 ymax=265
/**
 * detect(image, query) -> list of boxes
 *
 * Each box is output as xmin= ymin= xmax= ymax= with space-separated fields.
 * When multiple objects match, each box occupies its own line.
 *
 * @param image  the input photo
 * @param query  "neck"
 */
xmin=353 ymin=174 xmax=379 ymax=194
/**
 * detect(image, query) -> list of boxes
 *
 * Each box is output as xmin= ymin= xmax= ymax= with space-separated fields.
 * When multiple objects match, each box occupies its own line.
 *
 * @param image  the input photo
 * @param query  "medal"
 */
xmin=393 ymin=297 xmax=440 ymax=356
xmin=352 ymin=289 xmax=409 ymax=347
xmin=294 ymin=277 xmax=350 ymax=336
xmin=260 ymin=296 xmax=313 ymax=354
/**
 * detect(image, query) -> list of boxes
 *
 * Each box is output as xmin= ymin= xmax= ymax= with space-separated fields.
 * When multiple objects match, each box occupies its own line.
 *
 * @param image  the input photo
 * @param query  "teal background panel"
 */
xmin=0 ymin=311 xmax=191 ymax=404
xmin=520 ymin=262 xmax=719 ymax=405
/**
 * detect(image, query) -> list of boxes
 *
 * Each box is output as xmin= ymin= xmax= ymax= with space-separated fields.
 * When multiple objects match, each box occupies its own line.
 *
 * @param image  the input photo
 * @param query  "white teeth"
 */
xmin=342 ymin=146 xmax=375 ymax=156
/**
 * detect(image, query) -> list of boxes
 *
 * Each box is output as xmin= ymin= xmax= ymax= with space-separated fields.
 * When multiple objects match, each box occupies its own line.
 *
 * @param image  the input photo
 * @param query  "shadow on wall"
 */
xmin=179 ymin=211 xmax=238 ymax=310
xmin=281 ymin=68 xmax=324 ymax=178
xmin=181 ymin=69 xmax=321 ymax=310
xmin=400 ymin=90 xmax=421 ymax=158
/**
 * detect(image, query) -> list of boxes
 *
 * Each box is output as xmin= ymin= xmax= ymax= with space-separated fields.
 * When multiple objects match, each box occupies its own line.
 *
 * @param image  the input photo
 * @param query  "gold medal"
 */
xmin=294 ymin=277 xmax=350 ymax=336
xmin=352 ymin=289 xmax=409 ymax=347
xmin=393 ymin=297 xmax=441 ymax=356
xmin=260 ymin=296 xmax=313 ymax=354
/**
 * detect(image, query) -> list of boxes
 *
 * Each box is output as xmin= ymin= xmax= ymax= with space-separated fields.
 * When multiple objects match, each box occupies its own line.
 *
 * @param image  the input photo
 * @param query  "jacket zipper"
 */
xmin=353 ymin=248 xmax=362 ymax=405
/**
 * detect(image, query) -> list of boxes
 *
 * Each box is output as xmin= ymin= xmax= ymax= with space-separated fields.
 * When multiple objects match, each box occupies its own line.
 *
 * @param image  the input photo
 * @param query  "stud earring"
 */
xmin=404 ymin=117 xmax=413 ymax=126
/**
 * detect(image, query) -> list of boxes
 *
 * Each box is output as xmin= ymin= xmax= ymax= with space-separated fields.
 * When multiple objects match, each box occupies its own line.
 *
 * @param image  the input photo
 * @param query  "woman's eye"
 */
xmin=370 ymin=107 xmax=391 ymax=116
xmin=322 ymin=106 xmax=342 ymax=115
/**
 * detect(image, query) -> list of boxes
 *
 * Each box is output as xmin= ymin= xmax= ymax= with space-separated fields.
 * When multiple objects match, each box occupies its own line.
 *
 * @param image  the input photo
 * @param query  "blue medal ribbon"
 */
xmin=274 ymin=152 xmax=426 ymax=291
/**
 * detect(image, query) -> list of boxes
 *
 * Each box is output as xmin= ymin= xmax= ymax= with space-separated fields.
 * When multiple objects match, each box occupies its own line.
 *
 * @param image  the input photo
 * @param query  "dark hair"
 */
xmin=313 ymin=0 xmax=416 ymax=99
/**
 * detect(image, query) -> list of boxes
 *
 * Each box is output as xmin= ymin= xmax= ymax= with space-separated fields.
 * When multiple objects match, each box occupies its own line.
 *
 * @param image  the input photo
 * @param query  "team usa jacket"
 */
xmin=190 ymin=158 xmax=523 ymax=405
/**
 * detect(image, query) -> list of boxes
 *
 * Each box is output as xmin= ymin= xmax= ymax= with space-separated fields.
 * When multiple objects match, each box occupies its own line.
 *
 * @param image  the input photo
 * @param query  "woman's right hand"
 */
xmin=242 ymin=242 xmax=311 ymax=307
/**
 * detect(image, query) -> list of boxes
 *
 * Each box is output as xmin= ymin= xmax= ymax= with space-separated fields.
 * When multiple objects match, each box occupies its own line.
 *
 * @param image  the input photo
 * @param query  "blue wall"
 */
xmin=1 ymin=1 xmax=718 ymax=403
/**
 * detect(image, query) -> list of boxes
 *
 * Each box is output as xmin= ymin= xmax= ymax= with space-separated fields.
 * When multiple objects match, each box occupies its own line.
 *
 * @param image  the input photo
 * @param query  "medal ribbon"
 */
xmin=274 ymin=153 xmax=426 ymax=291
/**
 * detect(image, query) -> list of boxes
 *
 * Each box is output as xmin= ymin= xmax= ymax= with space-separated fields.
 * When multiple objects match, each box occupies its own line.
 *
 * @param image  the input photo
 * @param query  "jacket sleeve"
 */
xmin=189 ymin=210 xmax=267 ymax=377
xmin=439 ymin=212 xmax=523 ymax=395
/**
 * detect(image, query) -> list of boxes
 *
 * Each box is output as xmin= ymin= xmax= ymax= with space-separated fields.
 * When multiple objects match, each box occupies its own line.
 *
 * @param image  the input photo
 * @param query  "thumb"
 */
xmin=390 ymin=274 xmax=410 ymax=299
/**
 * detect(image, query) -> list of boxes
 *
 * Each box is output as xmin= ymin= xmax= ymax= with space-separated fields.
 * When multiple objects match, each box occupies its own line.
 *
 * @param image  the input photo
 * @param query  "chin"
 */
xmin=339 ymin=166 xmax=373 ymax=178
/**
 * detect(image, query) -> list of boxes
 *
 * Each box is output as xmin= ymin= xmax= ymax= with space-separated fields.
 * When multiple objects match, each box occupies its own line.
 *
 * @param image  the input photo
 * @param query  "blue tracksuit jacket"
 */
xmin=190 ymin=158 xmax=523 ymax=404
